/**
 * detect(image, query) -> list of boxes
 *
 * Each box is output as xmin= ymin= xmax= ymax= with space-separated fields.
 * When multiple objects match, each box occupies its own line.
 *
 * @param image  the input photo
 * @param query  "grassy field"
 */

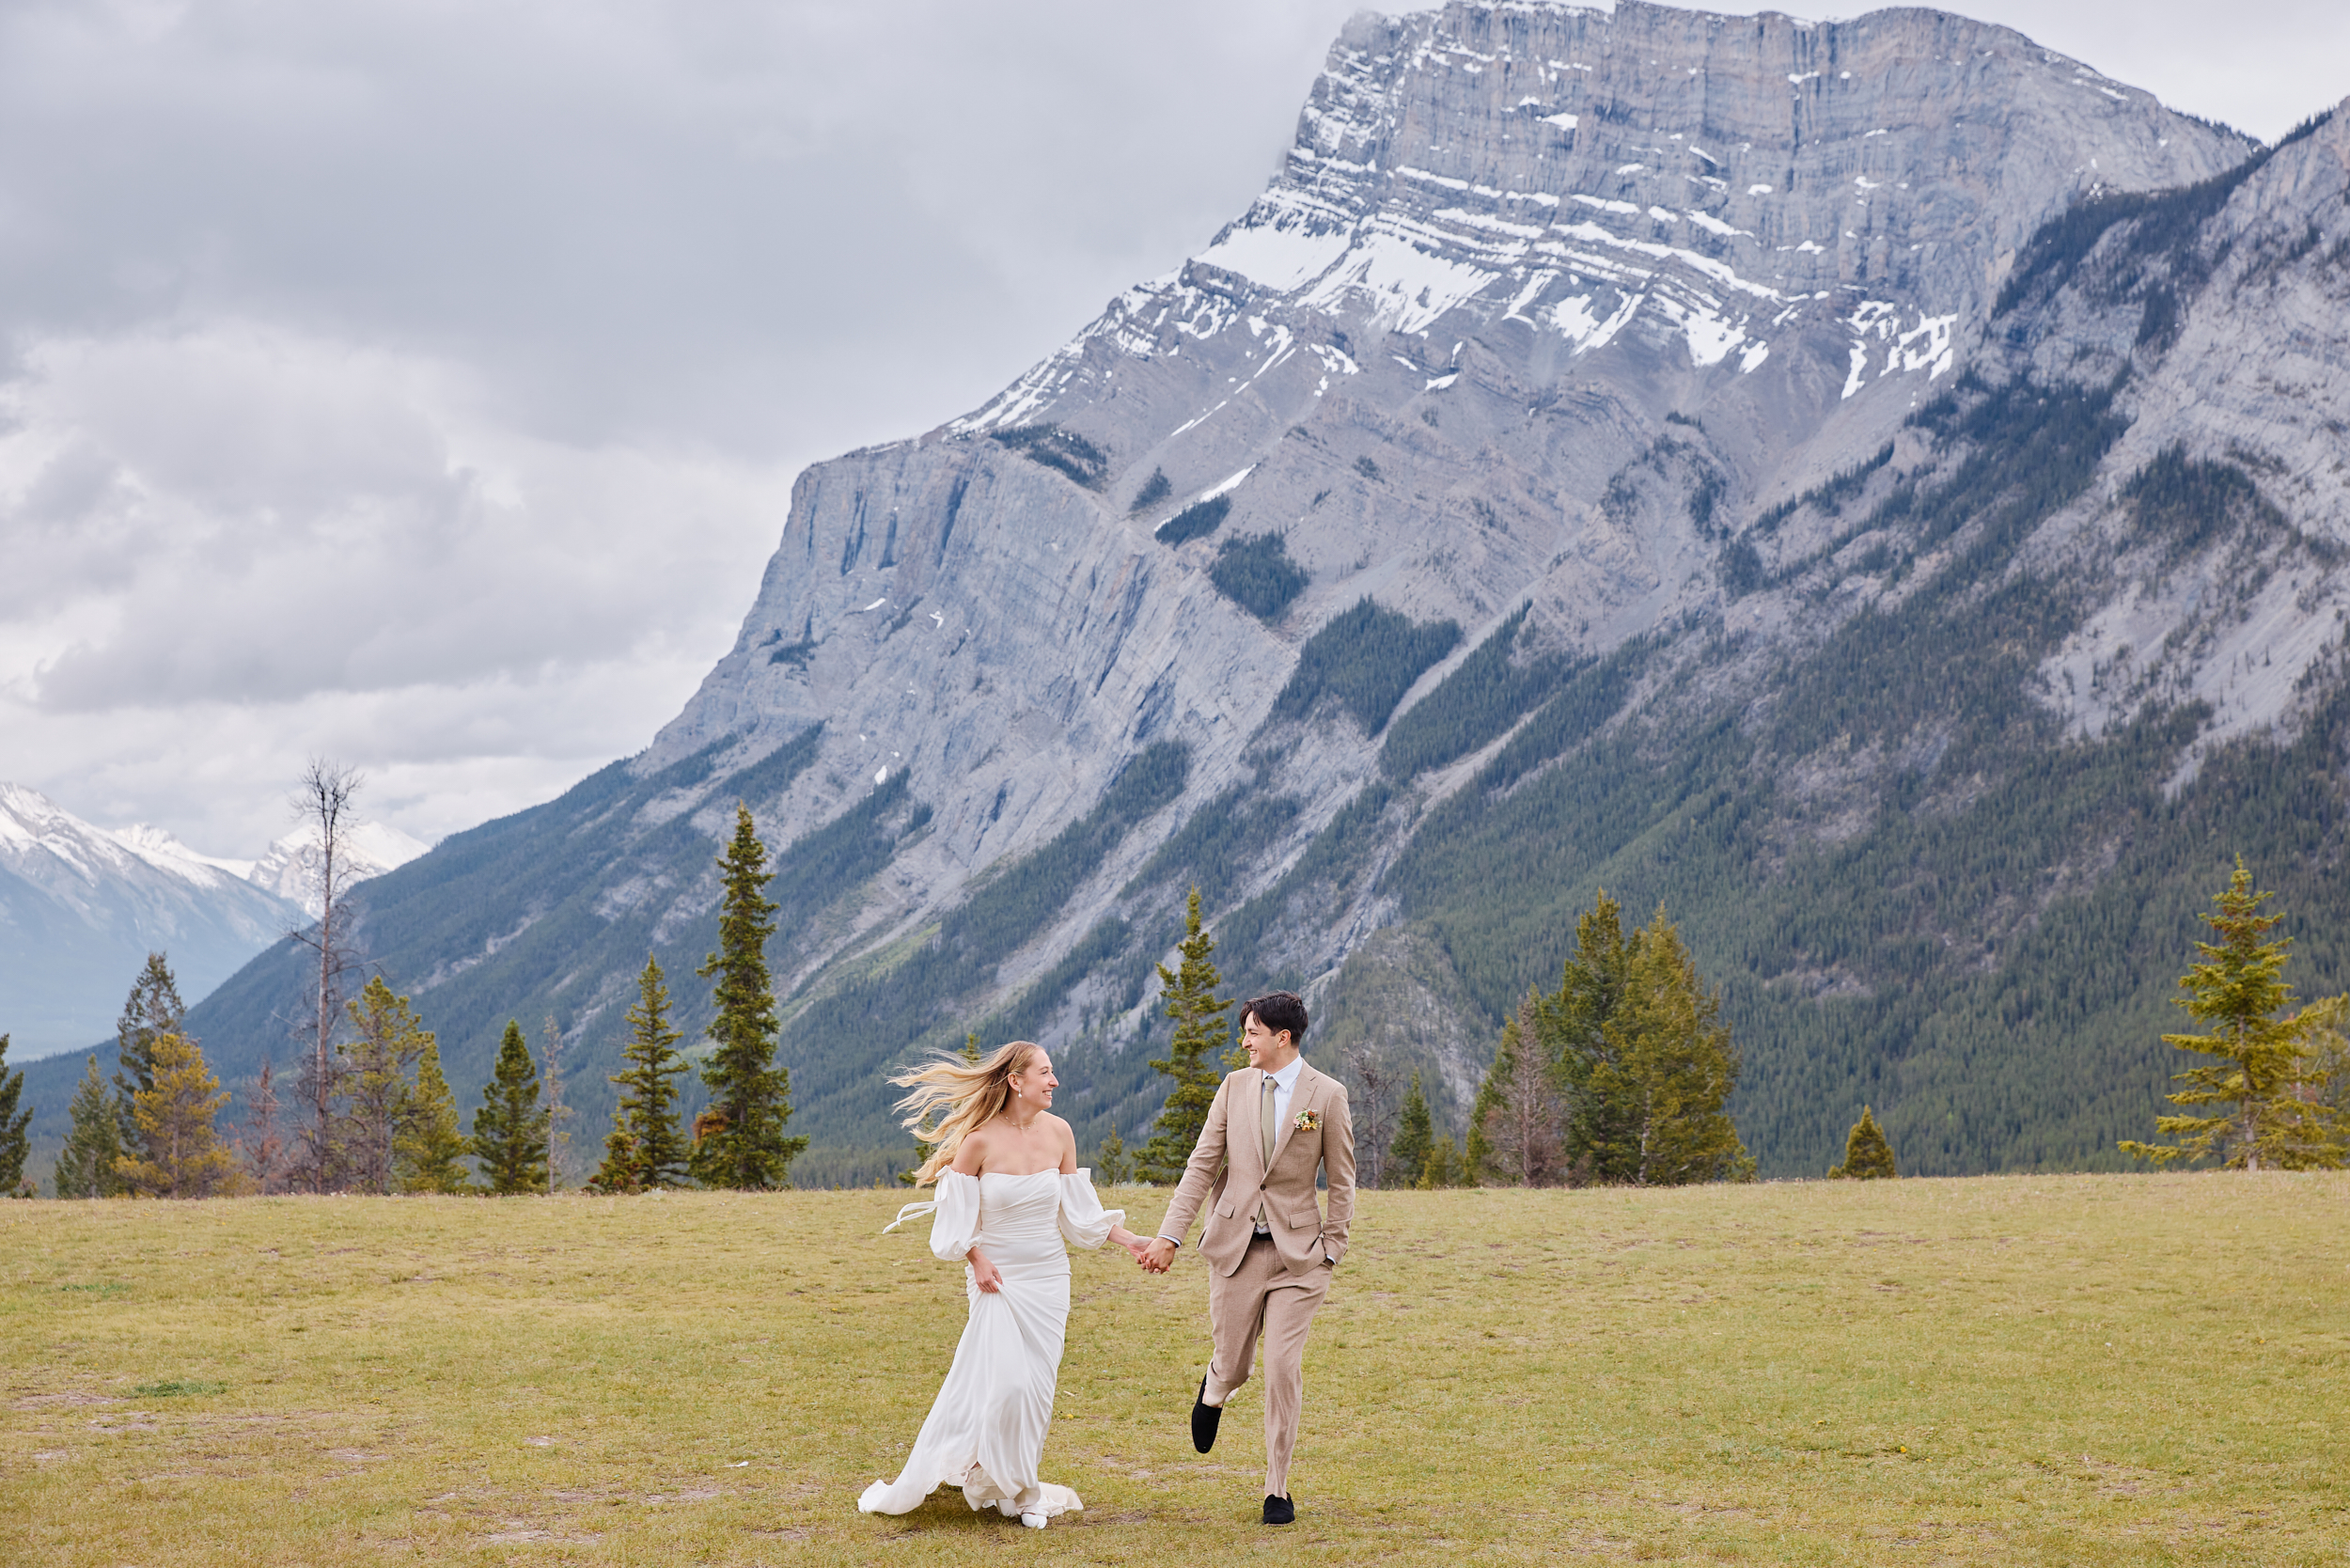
xmin=4 ymin=1174 xmax=2346 ymax=1566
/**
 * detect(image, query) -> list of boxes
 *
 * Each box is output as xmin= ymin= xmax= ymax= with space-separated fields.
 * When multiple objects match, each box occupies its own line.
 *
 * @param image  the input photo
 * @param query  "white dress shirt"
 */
xmin=1159 ymin=1055 xmax=1308 ymax=1247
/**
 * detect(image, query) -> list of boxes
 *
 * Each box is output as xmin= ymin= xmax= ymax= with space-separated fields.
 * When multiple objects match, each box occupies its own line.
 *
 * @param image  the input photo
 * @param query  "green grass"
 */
xmin=4 ymin=1176 xmax=2345 ymax=1565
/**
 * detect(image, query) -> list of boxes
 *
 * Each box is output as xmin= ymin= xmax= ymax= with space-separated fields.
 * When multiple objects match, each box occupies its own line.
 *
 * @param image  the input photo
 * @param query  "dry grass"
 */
xmin=4 ymin=1173 xmax=2346 ymax=1565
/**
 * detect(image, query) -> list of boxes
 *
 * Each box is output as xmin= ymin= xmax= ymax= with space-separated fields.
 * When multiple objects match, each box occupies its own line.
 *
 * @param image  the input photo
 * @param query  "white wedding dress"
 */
xmin=857 ymin=1168 xmax=1124 ymax=1522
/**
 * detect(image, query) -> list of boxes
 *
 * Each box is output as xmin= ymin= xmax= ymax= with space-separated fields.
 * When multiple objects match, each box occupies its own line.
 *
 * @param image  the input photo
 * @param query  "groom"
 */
xmin=1138 ymin=992 xmax=1355 ymax=1526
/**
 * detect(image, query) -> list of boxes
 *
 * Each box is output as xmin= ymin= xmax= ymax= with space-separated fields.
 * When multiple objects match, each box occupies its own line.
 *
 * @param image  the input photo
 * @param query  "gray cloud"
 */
xmin=0 ymin=0 xmax=2341 ymax=858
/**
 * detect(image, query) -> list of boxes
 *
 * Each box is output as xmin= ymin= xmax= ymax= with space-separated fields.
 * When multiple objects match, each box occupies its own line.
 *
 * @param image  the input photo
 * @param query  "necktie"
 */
xmin=1254 ymin=1074 xmax=1277 ymax=1229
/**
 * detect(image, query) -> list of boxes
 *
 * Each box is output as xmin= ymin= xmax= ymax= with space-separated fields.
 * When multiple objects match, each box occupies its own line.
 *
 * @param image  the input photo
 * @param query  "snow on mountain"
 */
xmin=0 ymin=783 xmax=304 ymax=1058
xmin=0 ymin=783 xmax=423 ymax=1058
xmin=247 ymin=819 xmax=431 ymax=917
xmin=92 ymin=5 xmax=2350 ymax=1180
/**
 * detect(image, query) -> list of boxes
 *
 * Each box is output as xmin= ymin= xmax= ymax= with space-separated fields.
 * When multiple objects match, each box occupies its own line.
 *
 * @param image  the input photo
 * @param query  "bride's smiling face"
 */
xmin=1010 ymin=1052 xmax=1058 ymax=1110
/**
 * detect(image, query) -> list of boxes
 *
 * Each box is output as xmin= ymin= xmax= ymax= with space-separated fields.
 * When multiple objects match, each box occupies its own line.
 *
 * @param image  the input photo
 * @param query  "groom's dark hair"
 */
xmin=1244 ymin=991 xmax=1309 ymax=1046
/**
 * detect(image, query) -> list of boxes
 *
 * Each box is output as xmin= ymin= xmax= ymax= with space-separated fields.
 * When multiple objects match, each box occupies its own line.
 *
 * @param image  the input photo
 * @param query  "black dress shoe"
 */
xmin=1190 ymin=1377 xmax=1222 ymax=1453
xmin=1262 ymin=1494 xmax=1295 ymax=1526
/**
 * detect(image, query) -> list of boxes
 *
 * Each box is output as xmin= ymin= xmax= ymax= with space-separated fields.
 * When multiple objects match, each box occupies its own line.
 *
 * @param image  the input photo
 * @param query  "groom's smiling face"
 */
xmin=1241 ymin=1011 xmax=1299 ymax=1073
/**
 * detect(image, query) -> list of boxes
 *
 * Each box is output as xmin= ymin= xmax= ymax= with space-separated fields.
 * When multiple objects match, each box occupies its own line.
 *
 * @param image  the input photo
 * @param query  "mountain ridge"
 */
xmin=19 ymin=2 xmax=2348 ymax=1189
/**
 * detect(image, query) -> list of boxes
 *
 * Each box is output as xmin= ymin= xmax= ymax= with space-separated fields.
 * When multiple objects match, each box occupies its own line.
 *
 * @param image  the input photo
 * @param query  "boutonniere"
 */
xmin=1292 ymin=1109 xmax=1322 ymax=1133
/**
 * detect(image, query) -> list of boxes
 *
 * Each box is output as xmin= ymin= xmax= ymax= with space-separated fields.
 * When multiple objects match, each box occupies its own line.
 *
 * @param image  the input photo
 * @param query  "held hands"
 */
xmin=1136 ymin=1237 xmax=1177 ymax=1274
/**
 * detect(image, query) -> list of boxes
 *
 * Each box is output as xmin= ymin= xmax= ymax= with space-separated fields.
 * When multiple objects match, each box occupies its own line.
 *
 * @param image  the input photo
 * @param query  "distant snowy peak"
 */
xmin=0 ymin=781 xmax=425 ymax=915
xmin=109 ymin=823 xmax=257 ymax=886
xmin=248 ymin=819 xmax=430 ymax=917
xmin=0 ymin=783 xmax=310 ymax=1057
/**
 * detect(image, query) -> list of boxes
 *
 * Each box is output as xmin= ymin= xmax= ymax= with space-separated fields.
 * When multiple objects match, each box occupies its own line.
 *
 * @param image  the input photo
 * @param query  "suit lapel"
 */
xmin=1269 ymin=1062 xmax=1319 ymax=1167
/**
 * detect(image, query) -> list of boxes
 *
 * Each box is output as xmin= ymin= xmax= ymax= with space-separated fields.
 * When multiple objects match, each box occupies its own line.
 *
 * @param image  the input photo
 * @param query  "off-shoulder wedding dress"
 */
xmin=857 ymin=1168 xmax=1124 ymax=1523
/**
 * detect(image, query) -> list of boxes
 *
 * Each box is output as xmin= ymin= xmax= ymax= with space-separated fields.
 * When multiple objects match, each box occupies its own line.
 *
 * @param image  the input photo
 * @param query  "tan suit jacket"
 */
xmin=1157 ymin=1060 xmax=1355 ymax=1278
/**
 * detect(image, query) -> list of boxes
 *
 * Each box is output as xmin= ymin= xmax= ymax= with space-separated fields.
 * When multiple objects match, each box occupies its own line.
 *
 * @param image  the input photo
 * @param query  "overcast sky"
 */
xmin=5 ymin=0 xmax=2343 ymax=858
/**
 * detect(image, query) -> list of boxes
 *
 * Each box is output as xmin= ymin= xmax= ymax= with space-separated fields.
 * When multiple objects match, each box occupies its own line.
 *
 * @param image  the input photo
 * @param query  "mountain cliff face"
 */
xmin=81 ymin=2 xmax=2350 ymax=1184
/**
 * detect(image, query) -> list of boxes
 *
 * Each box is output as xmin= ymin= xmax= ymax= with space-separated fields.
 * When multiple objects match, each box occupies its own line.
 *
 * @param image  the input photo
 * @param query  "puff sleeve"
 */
xmin=1056 ymin=1169 xmax=1126 ymax=1249
xmin=926 ymin=1169 xmax=981 ymax=1262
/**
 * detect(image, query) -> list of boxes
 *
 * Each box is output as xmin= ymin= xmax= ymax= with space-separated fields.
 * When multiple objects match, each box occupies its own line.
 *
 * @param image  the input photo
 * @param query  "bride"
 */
xmin=857 ymin=1041 xmax=1148 ymax=1529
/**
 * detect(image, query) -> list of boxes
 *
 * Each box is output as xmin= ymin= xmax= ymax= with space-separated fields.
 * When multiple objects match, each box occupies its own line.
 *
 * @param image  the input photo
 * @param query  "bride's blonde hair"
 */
xmin=889 ymin=1040 xmax=1044 ymax=1186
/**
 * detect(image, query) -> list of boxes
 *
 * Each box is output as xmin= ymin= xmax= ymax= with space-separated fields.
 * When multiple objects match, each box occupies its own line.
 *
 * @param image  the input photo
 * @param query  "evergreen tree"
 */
xmin=395 ymin=1040 xmax=472 ymax=1194
xmin=1390 ymin=1072 xmax=1433 ymax=1189
xmin=1093 ymin=1129 xmax=1132 ymax=1185
xmin=339 ymin=976 xmax=434 ymax=1195
xmin=0 ymin=1034 xmax=28 ymax=1197
xmin=1828 ymin=1105 xmax=1898 ymax=1179
xmin=1137 ymin=887 xmax=1235 ymax=1184
xmin=1606 ymin=908 xmax=1749 ymax=1185
xmin=593 ymin=957 xmax=691 ymax=1193
xmin=2123 ymin=858 xmax=2317 ymax=1169
xmin=688 ymin=805 xmax=807 ymax=1190
xmin=1515 ymin=894 xmax=1750 ymax=1185
xmin=56 ymin=1054 xmax=124 ymax=1199
xmin=2266 ymin=996 xmax=2350 ymax=1169
xmin=113 ymin=953 xmax=186 ymax=1161
xmin=113 ymin=1032 xmax=240 ymax=1199
xmin=1416 ymin=1133 xmax=1461 ymax=1189
xmin=899 ymin=1032 xmax=979 ymax=1186
xmin=470 ymin=1021 xmax=551 ymax=1196
xmin=1532 ymin=891 xmax=1641 ymax=1182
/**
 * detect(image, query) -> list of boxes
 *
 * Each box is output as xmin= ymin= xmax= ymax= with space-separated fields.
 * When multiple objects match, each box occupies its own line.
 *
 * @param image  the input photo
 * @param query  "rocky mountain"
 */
xmin=47 ymin=1 xmax=2350 ymax=1184
xmin=0 ymin=784 xmax=302 ymax=1058
xmin=245 ymin=819 xmax=430 ymax=918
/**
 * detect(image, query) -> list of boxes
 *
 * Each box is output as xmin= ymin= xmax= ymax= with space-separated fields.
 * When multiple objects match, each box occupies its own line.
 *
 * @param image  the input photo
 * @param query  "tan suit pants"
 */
xmin=1208 ymin=1232 xmax=1333 ymax=1497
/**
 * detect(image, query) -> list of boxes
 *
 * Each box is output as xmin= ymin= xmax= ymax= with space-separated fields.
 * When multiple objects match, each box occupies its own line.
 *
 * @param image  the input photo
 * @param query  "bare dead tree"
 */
xmin=1482 ymin=1006 xmax=1565 ymax=1187
xmin=1340 ymin=1044 xmax=1398 ymax=1192
xmin=238 ymin=1058 xmax=287 ymax=1194
xmin=288 ymin=760 xmax=362 ymax=1193
xmin=540 ymin=1013 xmax=576 ymax=1192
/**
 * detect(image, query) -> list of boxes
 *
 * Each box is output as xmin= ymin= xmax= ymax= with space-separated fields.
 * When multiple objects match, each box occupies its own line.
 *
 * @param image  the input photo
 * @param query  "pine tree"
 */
xmin=57 ymin=1055 xmax=124 ymax=1199
xmin=470 ymin=1021 xmax=551 ymax=1196
xmin=2264 ymin=996 xmax=2350 ymax=1169
xmin=113 ymin=953 xmax=186 ymax=1163
xmin=1137 ymin=887 xmax=1235 ymax=1184
xmin=898 ymin=1032 xmax=979 ymax=1186
xmin=1533 ymin=891 xmax=1641 ymax=1183
xmin=0 ymin=1034 xmax=29 ymax=1198
xmin=1416 ymin=1133 xmax=1461 ymax=1189
xmin=593 ymin=958 xmax=691 ymax=1193
xmin=1606 ymin=908 xmax=1748 ymax=1186
xmin=1828 ymin=1105 xmax=1898 ymax=1179
xmin=2123 ymin=858 xmax=2314 ymax=1169
xmin=1518 ymin=894 xmax=1750 ymax=1186
xmin=395 ymin=1040 xmax=472 ymax=1193
xmin=339 ymin=977 xmax=434 ymax=1194
xmin=1390 ymin=1072 xmax=1433 ymax=1189
xmin=1093 ymin=1129 xmax=1132 ymax=1185
xmin=113 ymin=1032 xmax=240 ymax=1199
xmin=688 ymin=805 xmax=807 ymax=1190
